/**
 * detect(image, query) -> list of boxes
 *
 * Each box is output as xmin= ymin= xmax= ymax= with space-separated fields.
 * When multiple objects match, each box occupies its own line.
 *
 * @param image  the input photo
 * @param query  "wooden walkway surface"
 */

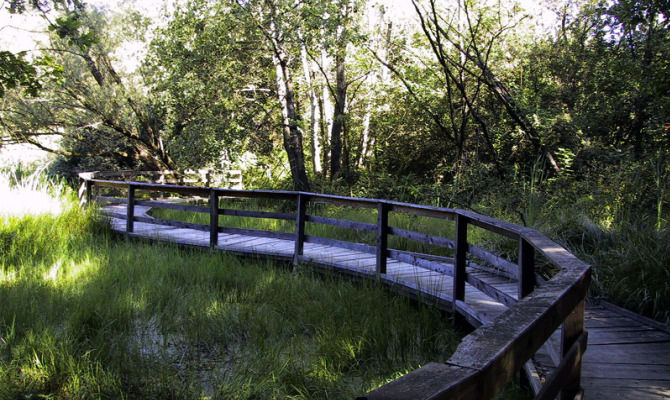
xmin=105 ymin=205 xmax=670 ymax=399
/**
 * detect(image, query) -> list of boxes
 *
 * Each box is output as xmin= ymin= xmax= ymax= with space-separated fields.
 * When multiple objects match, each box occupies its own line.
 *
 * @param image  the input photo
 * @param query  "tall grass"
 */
xmin=482 ymin=186 xmax=670 ymax=324
xmin=1 ymin=178 xmax=464 ymax=399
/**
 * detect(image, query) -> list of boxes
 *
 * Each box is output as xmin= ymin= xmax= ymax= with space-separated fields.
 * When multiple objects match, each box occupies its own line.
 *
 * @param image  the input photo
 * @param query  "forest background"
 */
xmin=1 ymin=0 xmax=669 ymax=323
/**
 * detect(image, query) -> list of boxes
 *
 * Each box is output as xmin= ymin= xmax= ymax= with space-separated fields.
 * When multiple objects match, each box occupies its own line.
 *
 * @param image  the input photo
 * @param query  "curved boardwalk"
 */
xmin=102 ymin=204 xmax=670 ymax=399
xmin=77 ymin=170 xmax=665 ymax=399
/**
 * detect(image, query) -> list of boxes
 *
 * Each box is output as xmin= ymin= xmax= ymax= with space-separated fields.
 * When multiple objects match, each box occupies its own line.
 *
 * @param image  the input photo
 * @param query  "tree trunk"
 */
xmin=330 ymin=51 xmax=346 ymax=179
xmin=273 ymin=46 xmax=310 ymax=191
xmin=320 ymin=45 xmax=334 ymax=175
xmin=300 ymin=40 xmax=322 ymax=175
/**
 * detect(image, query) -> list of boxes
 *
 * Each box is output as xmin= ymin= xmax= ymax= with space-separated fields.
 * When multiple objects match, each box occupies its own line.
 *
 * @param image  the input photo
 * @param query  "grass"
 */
xmin=490 ymin=191 xmax=670 ymax=324
xmin=543 ymin=212 xmax=670 ymax=324
xmin=1 ymin=191 xmax=465 ymax=399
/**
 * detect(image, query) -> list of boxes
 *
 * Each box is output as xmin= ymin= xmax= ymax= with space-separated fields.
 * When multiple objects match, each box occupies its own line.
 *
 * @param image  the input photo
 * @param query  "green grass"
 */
xmin=543 ymin=212 xmax=670 ymax=324
xmin=1 ymin=197 xmax=464 ymax=399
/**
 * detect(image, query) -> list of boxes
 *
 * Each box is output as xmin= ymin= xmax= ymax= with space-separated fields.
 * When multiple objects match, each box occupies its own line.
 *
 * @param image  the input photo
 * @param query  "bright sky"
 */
xmin=1 ymin=0 xmax=558 ymax=56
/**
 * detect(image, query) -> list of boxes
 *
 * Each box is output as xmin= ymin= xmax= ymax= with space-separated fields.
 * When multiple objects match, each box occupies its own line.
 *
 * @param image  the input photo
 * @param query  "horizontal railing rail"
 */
xmin=79 ymin=171 xmax=591 ymax=400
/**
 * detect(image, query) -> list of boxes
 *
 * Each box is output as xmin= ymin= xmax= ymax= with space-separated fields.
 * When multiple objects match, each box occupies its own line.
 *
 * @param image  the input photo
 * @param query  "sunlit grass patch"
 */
xmin=0 ymin=165 xmax=69 ymax=218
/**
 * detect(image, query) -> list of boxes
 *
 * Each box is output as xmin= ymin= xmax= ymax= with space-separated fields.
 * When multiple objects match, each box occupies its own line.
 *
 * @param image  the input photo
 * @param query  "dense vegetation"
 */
xmin=1 ymin=0 xmax=668 ymax=325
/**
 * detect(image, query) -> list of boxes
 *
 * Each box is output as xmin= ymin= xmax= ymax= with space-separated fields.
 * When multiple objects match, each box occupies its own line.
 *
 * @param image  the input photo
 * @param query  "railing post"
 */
xmin=78 ymin=178 xmax=93 ymax=206
xmin=294 ymin=193 xmax=307 ymax=266
xmin=560 ymin=299 xmax=586 ymax=400
xmin=453 ymin=214 xmax=468 ymax=302
xmin=126 ymin=184 xmax=135 ymax=233
xmin=376 ymin=202 xmax=389 ymax=275
xmin=86 ymin=180 xmax=93 ymax=205
xmin=210 ymin=189 xmax=219 ymax=248
xmin=519 ymin=237 xmax=535 ymax=298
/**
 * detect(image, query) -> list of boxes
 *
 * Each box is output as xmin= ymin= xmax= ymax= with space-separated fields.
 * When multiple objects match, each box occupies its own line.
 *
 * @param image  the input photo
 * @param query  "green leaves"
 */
xmin=0 ymin=51 xmax=42 ymax=97
xmin=49 ymin=13 xmax=98 ymax=51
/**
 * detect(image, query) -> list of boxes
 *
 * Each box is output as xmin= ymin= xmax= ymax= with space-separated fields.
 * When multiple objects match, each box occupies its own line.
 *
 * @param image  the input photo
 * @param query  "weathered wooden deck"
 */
xmin=581 ymin=303 xmax=670 ymax=399
xmin=104 ymin=204 xmax=670 ymax=399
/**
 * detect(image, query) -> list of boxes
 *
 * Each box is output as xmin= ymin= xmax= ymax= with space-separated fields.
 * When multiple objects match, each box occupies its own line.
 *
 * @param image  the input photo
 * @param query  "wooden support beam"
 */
xmin=126 ymin=184 xmax=135 ymax=233
xmin=294 ymin=194 xmax=306 ymax=266
xmin=453 ymin=214 xmax=468 ymax=302
xmin=210 ymin=189 xmax=219 ymax=248
xmin=376 ymin=202 xmax=389 ymax=275
xmin=535 ymin=331 xmax=588 ymax=400
xmin=560 ymin=299 xmax=586 ymax=400
xmin=519 ymin=238 xmax=535 ymax=298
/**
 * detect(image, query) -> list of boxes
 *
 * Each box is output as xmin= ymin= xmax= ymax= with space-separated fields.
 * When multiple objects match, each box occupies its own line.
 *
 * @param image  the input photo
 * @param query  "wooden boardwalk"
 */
xmin=103 ymin=204 xmax=670 ymax=399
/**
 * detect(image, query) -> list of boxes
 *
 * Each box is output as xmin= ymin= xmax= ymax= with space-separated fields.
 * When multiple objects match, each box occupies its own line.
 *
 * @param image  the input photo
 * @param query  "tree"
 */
xmin=1 ymin=7 xmax=176 ymax=171
xmin=407 ymin=0 xmax=561 ymax=175
xmin=231 ymin=0 xmax=311 ymax=191
xmin=1 ymin=0 xmax=84 ymax=97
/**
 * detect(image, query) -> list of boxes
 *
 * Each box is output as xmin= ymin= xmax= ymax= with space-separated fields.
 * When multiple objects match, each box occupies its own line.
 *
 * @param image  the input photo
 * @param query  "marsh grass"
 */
xmin=1 ymin=194 xmax=463 ymax=399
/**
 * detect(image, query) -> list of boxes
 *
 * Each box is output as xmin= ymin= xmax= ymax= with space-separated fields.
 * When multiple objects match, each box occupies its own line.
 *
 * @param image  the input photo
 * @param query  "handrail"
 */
xmin=78 ymin=171 xmax=591 ymax=400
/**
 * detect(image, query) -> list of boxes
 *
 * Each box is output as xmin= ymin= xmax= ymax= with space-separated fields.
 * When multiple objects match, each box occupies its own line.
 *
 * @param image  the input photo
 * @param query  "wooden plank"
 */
xmin=388 ymin=249 xmax=454 ymax=276
xmin=135 ymin=199 xmax=209 ymax=213
xmin=316 ymin=250 xmax=375 ymax=263
xmin=387 ymin=202 xmax=456 ymax=220
xmin=93 ymin=195 xmax=127 ymax=204
xmin=468 ymin=261 xmax=517 ymax=280
xmin=582 ymin=385 xmax=670 ymax=400
xmin=587 ymin=329 xmax=670 ymax=345
xmin=457 ymin=209 xmax=521 ymax=239
xmin=219 ymin=234 xmax=266 ymax=246
xmin=454 ymin=300 xmax=488 ymax=327
xmin=304 ymin=235 xmax=375 ymax=255
xmin=134 ymin=216 xmax=208 ymax=232
xmin=221 ymin=208 xmax=296 ymax=221
xmin=583 ymin=343 xmax=670 ymax=365
xmin=245 ymin=238 xmax=294 ymax=253
xmin=582 ymin=378 xmax=670 ymax=388
xmin=584 ymin=316 xmax=641 ymax=329
xmin=586 ymin=325 xmax=656 ymax=333
xmin=363 ymin=363 xmax=473 ymax=400
xmin=214 ymin=188 xmax=297 ymax=200
xmin=599 ymin=300 xmax=670 ymax=335
xmin=307 ymin=193 xmax=378 ymax=208
xmin=219 ymin=227 xmax=294 ymax=241
xmin=91 ymin=179 xmax=209 ymax=196
xmin=305 ymin=214 xmax=377 ymax=231
xmin=581 ymin=362 xmax=670 ymax=380
xmin=225 ymin=236 xmax=284 ymax=250
xmin=465 ymin=273 xmax=517 ymax=308
xmin=390 ymin=269 xmax=439 ymax=281
xmin=467 ymin=244 xmax=518 ymax=279
xmin=388 ymin=227 xmax=456 ymax=249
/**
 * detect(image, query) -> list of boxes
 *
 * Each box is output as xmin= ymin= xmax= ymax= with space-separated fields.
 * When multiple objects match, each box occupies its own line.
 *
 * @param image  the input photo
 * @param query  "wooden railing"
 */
xmin=79 ymin=171 xmax=591 ymax=400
